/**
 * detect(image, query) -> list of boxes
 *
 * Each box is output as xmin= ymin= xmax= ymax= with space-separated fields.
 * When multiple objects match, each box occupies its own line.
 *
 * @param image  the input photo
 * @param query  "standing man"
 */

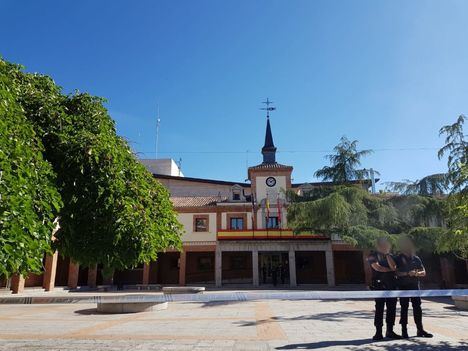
xmin=368 ymin=237 xmax=401 ymax=341
xmin=396 ymin=237 xmax=433 ymax=338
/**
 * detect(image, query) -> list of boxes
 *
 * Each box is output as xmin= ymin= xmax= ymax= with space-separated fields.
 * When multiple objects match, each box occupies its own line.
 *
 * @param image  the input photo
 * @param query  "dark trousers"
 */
xmin=374 ymin=298 xmax=397 ymax=327
xmin=400 ymin=296 xmax=422 ymax=327
xmin=399 ymin=283 xmax=423 ymax=328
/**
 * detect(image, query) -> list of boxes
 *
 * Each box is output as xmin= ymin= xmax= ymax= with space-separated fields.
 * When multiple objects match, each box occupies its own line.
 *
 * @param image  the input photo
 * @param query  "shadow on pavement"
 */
xmin=276 ymin=338 xmax=377 ymax=349
xmin=74 ymin=308 xmax=101 ymax=315
xmin=276 ymin=340 xmax=468 ymax=350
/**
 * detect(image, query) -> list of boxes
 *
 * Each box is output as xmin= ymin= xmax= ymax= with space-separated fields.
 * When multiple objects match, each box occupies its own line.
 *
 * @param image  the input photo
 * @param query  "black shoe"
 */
xmin=386 ymin=330 xmax=403 ymax=339
xmin=417 ymin=330 xmax=433 ymax=338
xmin=373 ymin=332 xmax=384 ymax=341
xmin=401 ymin=327 xmax=409 ymax=339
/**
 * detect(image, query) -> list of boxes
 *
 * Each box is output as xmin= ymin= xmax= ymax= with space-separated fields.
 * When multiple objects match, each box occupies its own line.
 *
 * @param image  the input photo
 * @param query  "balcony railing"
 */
xmin=217 ymin=229 xmax=328 ymax=240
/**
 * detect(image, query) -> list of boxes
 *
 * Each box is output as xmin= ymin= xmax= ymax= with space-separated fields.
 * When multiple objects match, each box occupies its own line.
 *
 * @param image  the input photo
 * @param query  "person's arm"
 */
xmin=370 ymin=262 xmax=394 ymax=273
xmin=386 ymin=254 xmax=397 ymax=271
xmin=410 ymin=268 xmax=426 ymax=277
xmin=411 ymin=257 xmax=426 ymax=277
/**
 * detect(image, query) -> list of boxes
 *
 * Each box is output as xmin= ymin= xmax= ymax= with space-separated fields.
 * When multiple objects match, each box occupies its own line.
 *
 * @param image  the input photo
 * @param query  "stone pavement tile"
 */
xmin=0 ymin=320 xmax=102 ymax=335
xmin=93 ymin=318 xmax=257 ymax=338
xmin=0 ymin=296 xmax=466 ymax=350
xmin=232 ymin=341 xmax=271 ymax=351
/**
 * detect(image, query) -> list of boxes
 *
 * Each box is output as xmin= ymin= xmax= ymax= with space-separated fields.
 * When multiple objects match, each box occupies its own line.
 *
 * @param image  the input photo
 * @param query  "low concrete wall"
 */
xmin=97 ymin=301 xmax=168 ymax=313
xmin=162 ymin=286 xmax=205 ymax=294
xmin=452 ymin=295 xmax=468 ymax=310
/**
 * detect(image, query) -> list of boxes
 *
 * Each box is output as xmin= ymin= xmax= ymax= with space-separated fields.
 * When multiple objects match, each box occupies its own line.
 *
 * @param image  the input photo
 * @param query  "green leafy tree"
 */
xmin=287 ymin=185 xmax=445 ymax=251
xmin=437 ymin=115 xmax=467 ymax=259
xmin=0 ymin=60 xmax=62 ymax=278
xmin=4 ymin=58 xmax=182 ymax=277
xmin=288 ymin=186 xmax=396 ymax=246
xmin=385 ymin=173 xmax=448 ymax=196
xmin=438 ymin=115 xmax=467 ymax=192
xmin=314 ymin=136 xmax=375 ymax=182
xmin=404 ymin=227 xmax=447 ymax=254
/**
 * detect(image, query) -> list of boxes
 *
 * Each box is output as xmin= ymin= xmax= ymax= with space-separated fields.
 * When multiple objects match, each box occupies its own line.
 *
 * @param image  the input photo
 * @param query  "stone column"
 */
xmin=288 ymin=249 xmax=297 ymax=287
xmin=43 ymin=251 xmax=59 ymax=291
xmin=179 ymin=251 xmax=186 ymax=286
xmin=325 ymin=249 xmax=336 ymax=287
xmin=142 ymin=263 xmax=150 ymax=285
xmin=67 ymin=261 xmax=79 ymax=289
xmin=87 ymin=265 xmax=97 ymax=288
xmin=215 ymin=248 xmax=222 ymax=287
xmin=252 ymin=249 xmax=259 ymax=287
xmin=11 ymin=274 xmax=25 ymax=294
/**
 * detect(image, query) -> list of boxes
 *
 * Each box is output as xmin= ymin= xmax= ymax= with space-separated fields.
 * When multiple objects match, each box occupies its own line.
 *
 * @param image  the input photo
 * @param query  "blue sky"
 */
xmin=2 ymin=1 xmax=467 ymax=188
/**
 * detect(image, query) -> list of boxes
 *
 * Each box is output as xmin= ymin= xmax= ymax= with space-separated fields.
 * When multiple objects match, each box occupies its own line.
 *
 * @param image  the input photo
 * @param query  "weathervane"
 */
xmin=260 ymin=98 xmax=276 ymax=119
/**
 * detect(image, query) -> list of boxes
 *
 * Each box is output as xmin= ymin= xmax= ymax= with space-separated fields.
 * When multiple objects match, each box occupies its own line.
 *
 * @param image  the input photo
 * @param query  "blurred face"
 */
xmin=376 ymin=238 xmax=391 ymax=254
xmin=400 ymin=238 xmax=415 ymax=255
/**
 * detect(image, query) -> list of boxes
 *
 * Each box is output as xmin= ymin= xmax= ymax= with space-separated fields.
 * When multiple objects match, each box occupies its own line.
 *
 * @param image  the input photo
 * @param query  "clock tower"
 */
xmin=248 ymin=102 xmax=293 ymax=229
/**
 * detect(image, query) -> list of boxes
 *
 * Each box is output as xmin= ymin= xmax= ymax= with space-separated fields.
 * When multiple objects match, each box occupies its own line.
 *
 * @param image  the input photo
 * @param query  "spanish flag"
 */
xmin=266 ymin=198 xmax=270 ymax=223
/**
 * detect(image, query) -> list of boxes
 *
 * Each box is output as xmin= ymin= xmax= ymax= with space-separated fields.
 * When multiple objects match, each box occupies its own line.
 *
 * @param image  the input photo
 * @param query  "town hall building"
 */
xmin=140 ymin=115 xmax=376 ymax=288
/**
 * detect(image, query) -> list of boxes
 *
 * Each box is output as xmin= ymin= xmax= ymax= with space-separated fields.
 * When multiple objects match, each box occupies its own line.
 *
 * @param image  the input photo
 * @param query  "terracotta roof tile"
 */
xmin=248 ymin=162 xmax=293 ymax=170
xmin=170 ymin=196 xmax=228 ymax=208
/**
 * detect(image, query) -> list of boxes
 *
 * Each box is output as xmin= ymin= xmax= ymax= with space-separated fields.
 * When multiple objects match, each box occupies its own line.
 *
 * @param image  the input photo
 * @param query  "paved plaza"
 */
xmin=0 ymin=291 xmax=467 ymax=351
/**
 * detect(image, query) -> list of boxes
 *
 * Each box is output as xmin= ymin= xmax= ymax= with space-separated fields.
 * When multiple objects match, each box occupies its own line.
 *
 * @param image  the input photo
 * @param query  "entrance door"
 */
xmin=296 ymin=251 xmax=327 ymax=284
xmin=259 ymin=252 xmax=289 ymax=286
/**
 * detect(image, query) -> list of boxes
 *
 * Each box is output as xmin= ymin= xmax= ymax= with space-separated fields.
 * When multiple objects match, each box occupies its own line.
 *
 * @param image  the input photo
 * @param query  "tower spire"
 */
xmin=260 ymin=98 xmax=277 ymax=164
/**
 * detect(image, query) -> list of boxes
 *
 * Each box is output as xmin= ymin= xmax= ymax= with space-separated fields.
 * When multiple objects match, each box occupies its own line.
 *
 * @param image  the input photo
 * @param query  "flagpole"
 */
xmin=251 ymin=193 xmax=256 ymax=240
xmin=277 ymin=196 xmax=282 ymax=238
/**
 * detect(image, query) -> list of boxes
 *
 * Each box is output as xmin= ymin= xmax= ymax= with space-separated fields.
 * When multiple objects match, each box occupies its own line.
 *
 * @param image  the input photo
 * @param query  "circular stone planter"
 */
xmin=452 ymin=295 xmax=468 ymax=310
xmin=97 ymin=301 xmax=168 ymax=314
xmin=162 ymin=286 xmax=205 ymax=294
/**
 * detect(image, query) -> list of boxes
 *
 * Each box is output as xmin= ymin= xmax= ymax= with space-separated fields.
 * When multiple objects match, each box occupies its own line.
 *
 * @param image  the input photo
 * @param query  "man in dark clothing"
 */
xmin=368 ymin=237 xmax=401 ymax=341
xmin=396 ymin=237 xmax=433 ymax=338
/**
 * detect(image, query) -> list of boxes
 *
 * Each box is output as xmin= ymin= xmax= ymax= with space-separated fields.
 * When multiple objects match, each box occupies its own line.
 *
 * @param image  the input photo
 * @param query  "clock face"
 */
xmin=266 ymin=177 xmax=276 ymax=187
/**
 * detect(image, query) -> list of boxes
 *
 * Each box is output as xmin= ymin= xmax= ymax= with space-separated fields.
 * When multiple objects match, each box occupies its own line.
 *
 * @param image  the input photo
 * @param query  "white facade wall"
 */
xmin=141 ymin=159 xmax=184 ymax=177
xmin=254 ymin=176 xmax=287 ymax=202
xmin=178 ymin=213 xmax=217 ymax=243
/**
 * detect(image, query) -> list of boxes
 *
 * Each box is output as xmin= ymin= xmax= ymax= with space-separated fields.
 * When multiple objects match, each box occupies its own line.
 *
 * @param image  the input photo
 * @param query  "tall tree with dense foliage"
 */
xmin=0 ymin=60 xmax=62 ymax=278
xmin=287 ymin=185 xmax=445 ymax=250
xmin=438 ymin=115 xmax=467 ymax=192
xmin=385 ymin=173 xmax=448 ymax=196
xmin=437 ymin=115 xmax=467 ymax=259
xmin=314 ymin=136 xmax=375 ymax=182
xmin=2 ymin=58 xmax=182 ymax=278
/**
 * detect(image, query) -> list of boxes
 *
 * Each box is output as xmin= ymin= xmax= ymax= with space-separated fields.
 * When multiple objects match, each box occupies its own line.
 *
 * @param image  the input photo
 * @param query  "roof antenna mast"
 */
xmin=155 ymin=104 xmax=161 ymax=159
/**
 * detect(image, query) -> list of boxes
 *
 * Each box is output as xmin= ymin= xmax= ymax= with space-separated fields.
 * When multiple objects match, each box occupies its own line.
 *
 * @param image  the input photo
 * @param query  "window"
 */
xmin=267 ymin=216 xmax=279 ymax=229
xmin=231 ymin=185 xmax=243 ymax=201
xmin=230 ymin=217 xmax=244 ymax=230
xmin=194 ymin=215 xmax=209 ymax=232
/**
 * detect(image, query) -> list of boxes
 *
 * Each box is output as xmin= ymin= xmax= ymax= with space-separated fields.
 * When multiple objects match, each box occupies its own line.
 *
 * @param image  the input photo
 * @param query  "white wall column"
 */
xmin=325 ymin=249 xmax=335 ymax=287
xmin=288 ymin=249 xmax=297 ymax=287
xmin=215 ymin=247 xmax=222 ymax=288
xmin=252 ymin=249 xmax=259 ymax=287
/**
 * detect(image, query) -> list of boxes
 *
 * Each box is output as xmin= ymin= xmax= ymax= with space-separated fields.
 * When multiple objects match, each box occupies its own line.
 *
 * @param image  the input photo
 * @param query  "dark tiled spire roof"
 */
xmin=262 ymin=118 xmax=277 ymax=163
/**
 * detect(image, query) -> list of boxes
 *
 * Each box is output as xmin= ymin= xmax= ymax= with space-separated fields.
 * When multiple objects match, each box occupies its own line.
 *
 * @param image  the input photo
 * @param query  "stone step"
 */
xmin=122 ymin=284 xmax=162 ymax=291
xmin=162 ymin=286 xmax=205 ymax=294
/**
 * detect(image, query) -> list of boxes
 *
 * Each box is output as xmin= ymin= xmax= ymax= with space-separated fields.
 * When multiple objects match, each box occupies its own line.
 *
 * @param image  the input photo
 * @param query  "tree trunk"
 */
xmin=102 ymin=266 xmax=114 ymax=285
